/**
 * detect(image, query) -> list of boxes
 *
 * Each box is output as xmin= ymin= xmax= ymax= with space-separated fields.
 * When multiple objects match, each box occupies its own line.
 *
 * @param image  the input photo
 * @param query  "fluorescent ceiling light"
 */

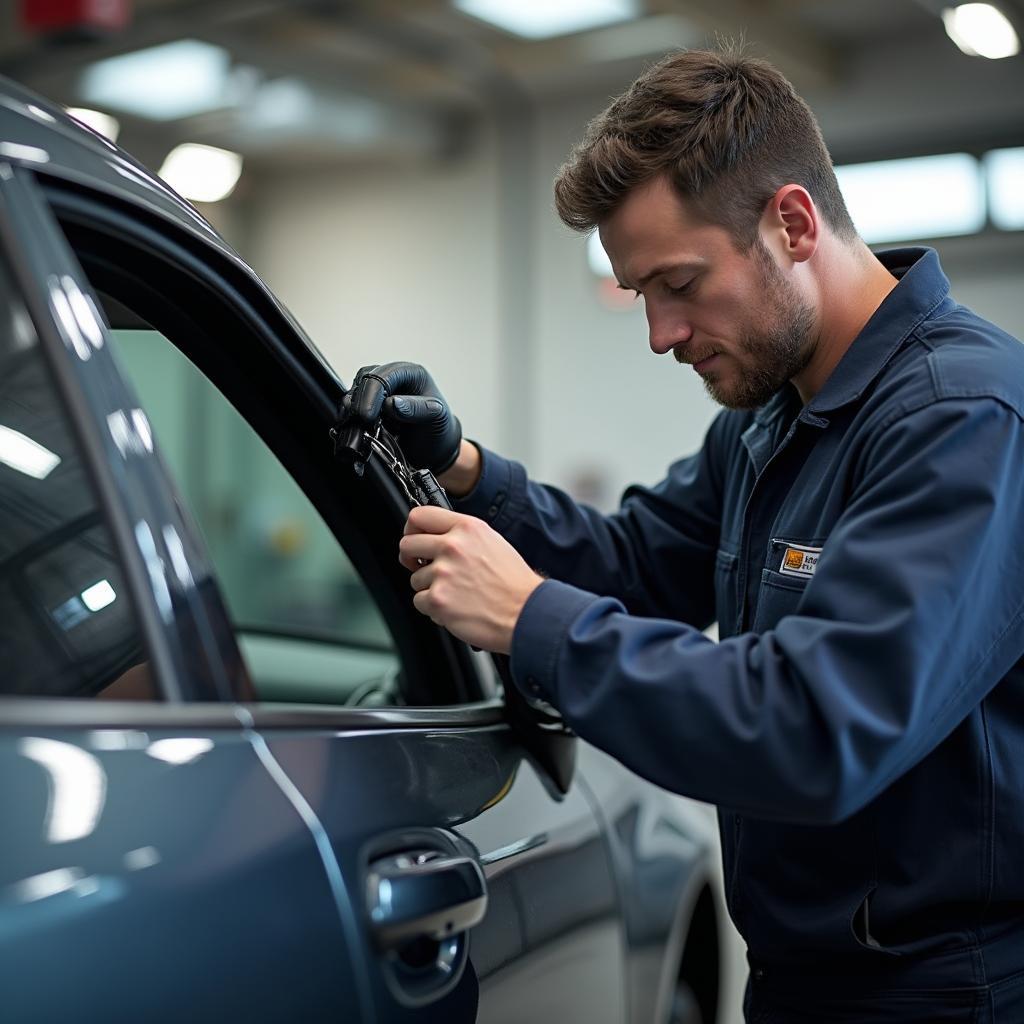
xmin=941 ymin=4 xmax=1020 ymax=59
xmin=0 ymin=424 xmax=61 ymax=479
xmin=158 ymin=143 xmax=243 ymax=203
xmin=588 ymin=232 xmax=614 ymax=277
xmin=454 ymin=0 xmax=636 ymax=39
xmin=81 ymin=580 xmax=117 ymax=612
xmin=80 ymin=40 xmax=233 ymax=120
xmin=986 ymin=147 xmax=1024 ymax=230
xmin=65 ymin=107 xmax=120 ymax=142
xmin=835 ymin=153 xmax=985 ymax=245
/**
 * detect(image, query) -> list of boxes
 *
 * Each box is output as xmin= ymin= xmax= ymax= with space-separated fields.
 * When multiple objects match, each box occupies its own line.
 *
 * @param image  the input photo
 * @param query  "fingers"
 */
xmin=399 ymin=533 xmax=437 ymax=571
xmin=399 ymin=511 xmax=474 ymax=572
xmin=406 ymin=505 xmax=462 ymax=534
xmin=408 ymin=562 xmax=435 ymax=593
xmin=352 ymin=364 xmax=378 ymax=385
xmin=382 ymin=394 xmax=448 ymax=427
xmin=370 ymin=361 xmax=436 ymax=398
xmin=343 ymin=370 xmax=388 ymax=425
xmin=402 ymin=516 xmax=424 ymax=535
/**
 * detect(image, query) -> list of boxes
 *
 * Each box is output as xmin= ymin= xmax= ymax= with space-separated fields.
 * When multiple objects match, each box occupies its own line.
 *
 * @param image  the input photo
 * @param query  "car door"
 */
xmin=36 ymin=170 xmax=629 ymax=1021
xmin=0 ymin=163 xmax=374 ymax=1019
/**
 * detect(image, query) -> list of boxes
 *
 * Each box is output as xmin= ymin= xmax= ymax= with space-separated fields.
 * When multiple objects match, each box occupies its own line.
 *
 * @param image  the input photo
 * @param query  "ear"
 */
xmin=762 ymin=185 xmax=818 ymax=264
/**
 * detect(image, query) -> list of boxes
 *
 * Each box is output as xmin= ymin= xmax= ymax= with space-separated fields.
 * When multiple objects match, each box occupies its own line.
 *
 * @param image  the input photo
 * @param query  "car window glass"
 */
xmin=0 ymin=258 xmax=152 ymax=700
xmin=105 ymin=325 xmax=403 ymax=707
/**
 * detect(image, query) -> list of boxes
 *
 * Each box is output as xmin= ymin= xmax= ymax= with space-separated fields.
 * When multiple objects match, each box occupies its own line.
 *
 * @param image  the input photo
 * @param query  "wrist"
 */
xmin=438 ymin=440 xmax=482 ymax=498
xmin=501 ymin=573 xmax=545 ymax=655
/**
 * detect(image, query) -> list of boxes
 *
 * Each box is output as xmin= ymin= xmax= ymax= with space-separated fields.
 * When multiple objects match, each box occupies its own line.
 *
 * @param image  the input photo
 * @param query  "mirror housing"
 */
xmin=494 ymin=654 xmax=576 ymax=797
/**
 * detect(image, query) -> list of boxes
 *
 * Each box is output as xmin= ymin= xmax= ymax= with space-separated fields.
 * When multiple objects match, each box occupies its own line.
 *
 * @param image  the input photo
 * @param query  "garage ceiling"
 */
xmin=0 ymin=0 xmax=1021 ymax=170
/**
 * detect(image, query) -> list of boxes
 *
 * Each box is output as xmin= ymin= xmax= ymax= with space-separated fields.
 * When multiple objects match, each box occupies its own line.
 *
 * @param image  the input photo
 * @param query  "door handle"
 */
xmin=367 ymin=849 xmax=488 ymax=952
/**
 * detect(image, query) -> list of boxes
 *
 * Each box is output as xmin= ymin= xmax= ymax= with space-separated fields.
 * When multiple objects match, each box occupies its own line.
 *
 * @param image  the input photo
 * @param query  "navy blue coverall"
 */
xmin=456 ymin=248 xmax=1024 ymax=1020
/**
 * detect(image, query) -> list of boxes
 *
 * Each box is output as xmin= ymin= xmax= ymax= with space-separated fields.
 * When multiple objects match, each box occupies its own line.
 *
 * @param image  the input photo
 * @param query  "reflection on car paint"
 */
xmin=134 ymin=520 xmax=173 ymax=622
xmin=0 ymin=423 xmax=61 ymax=478
xmin=18 ymin=737 xmax=106 ymax=842
xmin=62 ymin=275 xmax=104 ymax=349
xmin=162 ymin=525 xmax=196 ymax=591
xmin=107 ymin=408 xmax=154 ymax=458
xmin=146 ymin=737 xmax=214 ymax=765
xmin=49 ymin=276 xmax=92 ymax=361
xmin=0 ymin=142 xmax=48 ymax=164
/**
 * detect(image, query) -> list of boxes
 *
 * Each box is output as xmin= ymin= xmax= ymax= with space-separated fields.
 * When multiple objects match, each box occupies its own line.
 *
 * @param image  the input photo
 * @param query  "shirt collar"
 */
xmin=805 ymin=247 xmax=953 ymax=415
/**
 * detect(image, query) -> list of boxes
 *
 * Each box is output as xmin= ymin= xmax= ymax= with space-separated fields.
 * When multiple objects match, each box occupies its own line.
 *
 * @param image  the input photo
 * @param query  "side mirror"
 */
xmin=493 ymin=654 xmax=576 ymax=797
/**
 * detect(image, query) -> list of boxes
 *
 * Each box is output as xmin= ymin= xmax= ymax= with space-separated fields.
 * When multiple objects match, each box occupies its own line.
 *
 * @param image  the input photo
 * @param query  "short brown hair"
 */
xmin=554 ymin=48 xmax=856 ymax=247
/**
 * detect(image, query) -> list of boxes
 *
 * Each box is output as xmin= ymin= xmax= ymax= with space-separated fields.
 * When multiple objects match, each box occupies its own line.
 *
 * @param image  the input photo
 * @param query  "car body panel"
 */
xmin=0 ymin=722 xmax=369 ymax=1021
xmin=264 ymin=722 xmax=626 ymax=1021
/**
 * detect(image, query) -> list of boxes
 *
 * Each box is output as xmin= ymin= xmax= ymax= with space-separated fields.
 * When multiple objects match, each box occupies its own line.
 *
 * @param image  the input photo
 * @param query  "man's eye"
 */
xmin=667 ymin=279 xmax=695 ymax=297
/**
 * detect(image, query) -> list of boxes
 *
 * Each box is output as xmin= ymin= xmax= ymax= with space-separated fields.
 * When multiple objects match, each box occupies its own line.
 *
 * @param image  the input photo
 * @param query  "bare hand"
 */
xmin=399 ymin=506 xmax=544 ymax=654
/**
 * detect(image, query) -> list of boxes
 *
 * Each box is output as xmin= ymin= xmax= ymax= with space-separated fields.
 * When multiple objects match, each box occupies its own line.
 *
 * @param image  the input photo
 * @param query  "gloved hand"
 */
xmin=341 ymin=361 xmax=462 ymax=474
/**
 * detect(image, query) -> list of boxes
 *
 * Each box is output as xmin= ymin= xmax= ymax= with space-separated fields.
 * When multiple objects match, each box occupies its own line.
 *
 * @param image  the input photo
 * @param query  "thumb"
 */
xmin=384 ymin=395 xmax=448 ymax=425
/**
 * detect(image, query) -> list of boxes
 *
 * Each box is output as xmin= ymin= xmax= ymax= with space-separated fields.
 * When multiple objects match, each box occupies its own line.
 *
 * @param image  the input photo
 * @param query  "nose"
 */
xmin=647 ymin=304 xmax=693 ymax=355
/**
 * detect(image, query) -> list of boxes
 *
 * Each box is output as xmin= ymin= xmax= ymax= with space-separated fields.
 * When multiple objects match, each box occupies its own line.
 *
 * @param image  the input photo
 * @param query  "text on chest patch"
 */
xmin=779 ymin=543 xmax=822 ymax=578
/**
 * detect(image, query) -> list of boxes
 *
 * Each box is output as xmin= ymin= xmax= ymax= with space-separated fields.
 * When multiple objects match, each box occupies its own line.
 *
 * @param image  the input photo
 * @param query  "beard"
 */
xmin=677 ymin=241 xmax=816 ymax=411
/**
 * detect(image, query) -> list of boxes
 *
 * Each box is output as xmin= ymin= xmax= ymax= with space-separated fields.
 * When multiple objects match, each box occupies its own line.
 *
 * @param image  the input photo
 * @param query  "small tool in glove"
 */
xmin=331 ymin=368 xmax=453 ymax=511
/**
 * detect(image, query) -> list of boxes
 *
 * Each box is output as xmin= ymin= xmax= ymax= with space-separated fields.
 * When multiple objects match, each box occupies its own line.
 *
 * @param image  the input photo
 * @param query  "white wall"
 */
xmin=933 ymin=234 xmax=1024 ymax=341
xmin=246 ymin=127 xmax=505 ymax=450
xmin=530 ymin=95 xmax=722 ymax=507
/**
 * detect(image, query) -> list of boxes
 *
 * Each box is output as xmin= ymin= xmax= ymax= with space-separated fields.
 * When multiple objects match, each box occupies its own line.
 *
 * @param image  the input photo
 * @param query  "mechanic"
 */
xmin=343 ymin=49 xmax=1024 ymax=1021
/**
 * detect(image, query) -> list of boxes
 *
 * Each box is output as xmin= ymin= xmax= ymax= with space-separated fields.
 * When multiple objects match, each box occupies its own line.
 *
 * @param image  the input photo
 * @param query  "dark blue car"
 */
xmin=0 ymin=76 xmax=723 ymax=1023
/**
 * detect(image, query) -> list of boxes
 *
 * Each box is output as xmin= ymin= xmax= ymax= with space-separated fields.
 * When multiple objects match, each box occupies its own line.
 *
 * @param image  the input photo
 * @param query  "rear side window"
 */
xmin=0 ymin=257 xmax=151 ymax=699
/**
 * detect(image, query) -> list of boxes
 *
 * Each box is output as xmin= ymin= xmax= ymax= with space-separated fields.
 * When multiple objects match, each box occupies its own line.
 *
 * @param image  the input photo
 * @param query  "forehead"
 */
xmin=598 ymin=176 xmax=733 ymax=282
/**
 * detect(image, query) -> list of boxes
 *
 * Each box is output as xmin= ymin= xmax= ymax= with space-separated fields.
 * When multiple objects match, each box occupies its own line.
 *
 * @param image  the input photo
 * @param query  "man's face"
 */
xmin=599 ymin=175 xmax=817 ymax=410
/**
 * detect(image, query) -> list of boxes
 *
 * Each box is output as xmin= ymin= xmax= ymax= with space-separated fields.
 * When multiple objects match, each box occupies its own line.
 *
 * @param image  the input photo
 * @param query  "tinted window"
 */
xmin=106 ymin=325 xmax=402 ymax=707
xmin=0 ymin=258 xmax=150 ymax=699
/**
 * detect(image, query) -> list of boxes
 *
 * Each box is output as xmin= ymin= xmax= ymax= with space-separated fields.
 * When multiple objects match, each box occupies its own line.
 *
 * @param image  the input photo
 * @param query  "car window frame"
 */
xmin=41 ymin=175 xmax=497 ymax=713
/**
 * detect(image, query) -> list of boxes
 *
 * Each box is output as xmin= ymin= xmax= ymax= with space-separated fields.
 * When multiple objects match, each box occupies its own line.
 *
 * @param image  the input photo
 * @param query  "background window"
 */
xmin=0 ymin=261 xmax=150 ymax=700
xmin=107 ymin=326 xmax=402 ymax=707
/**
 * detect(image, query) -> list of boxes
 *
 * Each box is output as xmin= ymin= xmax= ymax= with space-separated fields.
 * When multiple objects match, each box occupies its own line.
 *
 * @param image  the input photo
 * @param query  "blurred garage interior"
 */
xmin=3 ymin=2 xmax=1022 ymax=1021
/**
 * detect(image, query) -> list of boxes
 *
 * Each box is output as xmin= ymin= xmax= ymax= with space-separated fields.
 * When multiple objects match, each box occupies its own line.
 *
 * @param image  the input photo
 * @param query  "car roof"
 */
xmin=0 ymin=74 xmax=341 ymax=385
xmin=0 ymin=74 xmax=227 ymax=245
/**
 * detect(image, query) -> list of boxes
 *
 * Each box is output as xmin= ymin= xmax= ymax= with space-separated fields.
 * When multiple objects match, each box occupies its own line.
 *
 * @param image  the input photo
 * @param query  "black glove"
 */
xmin=341 ymin=361 xmax=462 ymax=474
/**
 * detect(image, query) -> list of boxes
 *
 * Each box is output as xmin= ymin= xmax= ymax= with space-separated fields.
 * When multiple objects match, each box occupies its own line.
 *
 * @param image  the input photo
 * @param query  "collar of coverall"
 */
xmin=802 ymin=246 xmax=952 ymax=416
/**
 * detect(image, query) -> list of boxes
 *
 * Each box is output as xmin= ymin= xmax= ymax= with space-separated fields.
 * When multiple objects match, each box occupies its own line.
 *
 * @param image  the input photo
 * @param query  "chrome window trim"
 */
xmin=0 ymin=697 xmax=507 ymax=731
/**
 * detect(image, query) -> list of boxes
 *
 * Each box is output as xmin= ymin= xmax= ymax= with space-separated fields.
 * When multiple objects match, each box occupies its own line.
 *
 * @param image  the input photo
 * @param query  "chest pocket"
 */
xmin=714 ymin=548 xmax=739 ymax=638
xmin=750 ymin=537 xmax=824 ymax=633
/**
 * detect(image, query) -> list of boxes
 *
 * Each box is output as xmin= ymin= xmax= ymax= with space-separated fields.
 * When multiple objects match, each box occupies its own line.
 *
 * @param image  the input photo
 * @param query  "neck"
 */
xmin=793 ymin=240 xmax=899 ymax=404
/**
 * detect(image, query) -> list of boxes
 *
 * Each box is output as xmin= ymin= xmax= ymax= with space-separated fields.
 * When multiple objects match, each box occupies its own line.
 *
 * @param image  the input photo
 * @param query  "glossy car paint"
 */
xmin=263 ymin=721 xmax=626 ymax=1021
xmin=0 ymin=707 xmax=372 ymax=1019
xmin=0 ymin=76 xmax=718 ymax=1023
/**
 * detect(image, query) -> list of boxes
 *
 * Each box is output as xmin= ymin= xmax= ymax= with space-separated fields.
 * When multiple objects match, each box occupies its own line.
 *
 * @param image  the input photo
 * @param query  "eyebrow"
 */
xmin=617 ymin=260 xmax=706 ymax=292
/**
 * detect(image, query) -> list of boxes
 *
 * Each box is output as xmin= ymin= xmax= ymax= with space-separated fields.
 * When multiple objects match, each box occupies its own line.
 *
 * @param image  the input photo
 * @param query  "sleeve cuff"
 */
xmin=450 ymin=443 xmax=527 ymax=533
xmin=510 ymin=578 xmax=603 ymax=707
